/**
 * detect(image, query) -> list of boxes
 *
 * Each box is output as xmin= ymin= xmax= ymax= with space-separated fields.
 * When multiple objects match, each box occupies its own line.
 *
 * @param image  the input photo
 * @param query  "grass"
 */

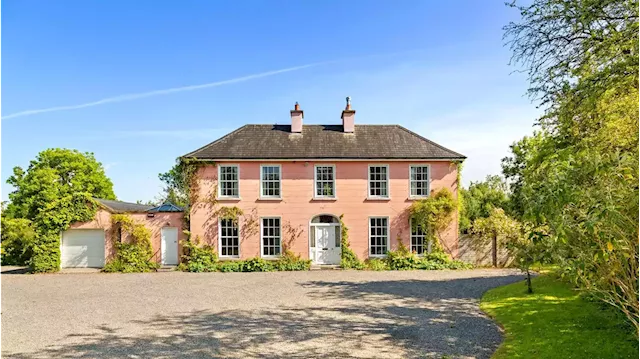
xmin=481 ymin=274 xmax=638 ymax=359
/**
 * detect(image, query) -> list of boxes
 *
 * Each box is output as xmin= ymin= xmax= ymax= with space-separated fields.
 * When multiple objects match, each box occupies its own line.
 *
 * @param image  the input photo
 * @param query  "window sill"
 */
xmin=257 ymin=197 xmax=282 ymax=202
xmin=219 ymin=257 xmax=241 ymax=261
xmin=369 ymin=254 xmax=388 ymax=258
xmin=365 ymin=197 xmax=391 ymax=201
xmin=311 ymin=197 xmax=338 ymax=201
xmin=217 ymin=197 xmax=242 ymax=202
xmin=260 ymin=256 xmax=282 ymax=261
xmin=407 ymin=196 xmax=428 ymax=201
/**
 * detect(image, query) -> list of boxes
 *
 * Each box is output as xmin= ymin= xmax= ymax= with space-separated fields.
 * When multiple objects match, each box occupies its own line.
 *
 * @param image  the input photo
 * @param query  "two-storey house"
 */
xmin=184 ymin=99 xmax=465 ymax=265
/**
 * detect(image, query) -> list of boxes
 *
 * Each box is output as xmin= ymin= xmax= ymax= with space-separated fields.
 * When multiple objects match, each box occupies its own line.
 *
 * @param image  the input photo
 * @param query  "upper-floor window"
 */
xmin=314 ymin=165 xmax=336 ymax=198
xmin=261 ymin=217 xmax=282 ymax=257
xmin=368 ymin=165 xmax=389 ymax=198
xmin=218 ymin=165 xmax=239 ymax=198
xmin=260 ymin=165 xmax=281 ymax=199
xmin=219 ymin=218 xmax=239 ymax=258
xmin=409 ymin=165 xmax=430 ymax=198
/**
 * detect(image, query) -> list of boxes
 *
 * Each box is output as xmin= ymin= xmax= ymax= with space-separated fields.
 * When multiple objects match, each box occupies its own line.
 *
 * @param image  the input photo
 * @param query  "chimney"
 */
xmin=341 ymin=96 xmax=355 ymax=133
xmin=290 ymin=102 xmax=303 ymax=133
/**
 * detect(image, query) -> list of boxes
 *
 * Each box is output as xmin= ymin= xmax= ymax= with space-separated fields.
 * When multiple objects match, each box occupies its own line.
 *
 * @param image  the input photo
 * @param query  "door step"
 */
xmin=310 ymin=265 xmax=341 ymax=271
xmin=157 ymin=266 xmax=177 ymax=272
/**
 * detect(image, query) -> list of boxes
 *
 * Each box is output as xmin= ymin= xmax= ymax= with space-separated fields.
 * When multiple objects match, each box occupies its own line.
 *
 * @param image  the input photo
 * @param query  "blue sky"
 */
xmin=2 ymin=1 xmax=539 ymax=203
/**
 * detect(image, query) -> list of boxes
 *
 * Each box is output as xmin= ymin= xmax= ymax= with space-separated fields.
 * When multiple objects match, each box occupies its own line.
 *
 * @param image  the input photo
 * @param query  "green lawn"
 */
xmin=481 ymin=274 xmax=638 ymax=359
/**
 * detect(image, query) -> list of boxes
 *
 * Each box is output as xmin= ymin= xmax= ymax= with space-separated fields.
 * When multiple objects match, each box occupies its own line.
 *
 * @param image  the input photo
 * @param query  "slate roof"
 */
xmin=183 ymin=125 xmax=465 ymax=160
xmin=95 ymin=199 xmax=154 ymax=213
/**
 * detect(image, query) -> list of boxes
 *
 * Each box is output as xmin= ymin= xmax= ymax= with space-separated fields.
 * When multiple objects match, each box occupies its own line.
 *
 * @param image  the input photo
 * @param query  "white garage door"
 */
xmin=61 ymin=229 xmax=106 ymax=268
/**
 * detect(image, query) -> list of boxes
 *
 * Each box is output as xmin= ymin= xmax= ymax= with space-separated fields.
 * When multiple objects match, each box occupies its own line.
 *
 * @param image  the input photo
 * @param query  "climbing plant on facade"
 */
xmin=103 ymin=214 xmax=159 ymax=273
xmin=339 ymin=215 xmax=365 ymax=269
xmin=408 ymin=188 xmax=457 ymax=253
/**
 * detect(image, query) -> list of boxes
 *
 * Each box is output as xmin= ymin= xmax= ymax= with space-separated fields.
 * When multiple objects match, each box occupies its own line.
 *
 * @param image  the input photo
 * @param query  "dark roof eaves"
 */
xmin=181 ymin=125 xmax=249 ymax=158
xmin=395 ymin=125 xmax=466 ymax=159
xmin=182 ymin=156 xmax=466 ymax=161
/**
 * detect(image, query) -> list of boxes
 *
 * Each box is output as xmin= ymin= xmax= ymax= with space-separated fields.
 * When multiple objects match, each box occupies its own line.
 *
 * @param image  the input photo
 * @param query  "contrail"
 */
xmin=1 ymin=61 xmax=327 ymax=120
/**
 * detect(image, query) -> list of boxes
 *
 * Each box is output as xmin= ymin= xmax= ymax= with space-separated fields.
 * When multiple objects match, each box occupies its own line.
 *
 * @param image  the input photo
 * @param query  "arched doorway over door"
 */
xmin=309 ymin=214 xmax=341 ymax=265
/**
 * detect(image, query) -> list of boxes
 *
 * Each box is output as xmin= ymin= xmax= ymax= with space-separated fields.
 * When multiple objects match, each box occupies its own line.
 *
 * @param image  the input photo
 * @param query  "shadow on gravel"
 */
xmin=5 ymin=274 xmax=523 ymax=359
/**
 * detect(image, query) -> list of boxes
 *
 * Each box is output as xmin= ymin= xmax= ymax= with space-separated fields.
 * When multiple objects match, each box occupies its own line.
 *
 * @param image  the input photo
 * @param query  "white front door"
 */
xmin=161 ymin=227 xmax=179 ymax=265
xmin=313 ymin=226 xmax=340 ymax=265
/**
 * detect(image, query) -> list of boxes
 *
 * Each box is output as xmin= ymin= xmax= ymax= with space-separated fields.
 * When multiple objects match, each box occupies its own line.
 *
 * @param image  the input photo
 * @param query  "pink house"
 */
xmin=186 ymin=99 xmax=465 ymax=265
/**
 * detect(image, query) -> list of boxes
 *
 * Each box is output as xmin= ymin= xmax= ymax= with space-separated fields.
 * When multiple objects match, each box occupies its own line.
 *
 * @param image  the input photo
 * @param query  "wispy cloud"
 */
xmin=1 ymin=63 xmax=325 ymax=120
xmin=2 ymin=49 xmax=428 ymax=121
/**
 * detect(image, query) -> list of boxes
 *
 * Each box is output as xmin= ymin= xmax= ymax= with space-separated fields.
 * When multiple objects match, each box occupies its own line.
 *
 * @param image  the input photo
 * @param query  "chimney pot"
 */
xmin=290 ymin=102 xmax=303 ymax=133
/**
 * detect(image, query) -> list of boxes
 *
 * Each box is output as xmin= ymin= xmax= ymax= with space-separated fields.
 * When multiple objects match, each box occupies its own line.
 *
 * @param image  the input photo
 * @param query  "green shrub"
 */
xmin=1 ymin=217 xmax=36 ymax=265
xmin=386 ymin=241 xmax=423 ymax=270
xmin=365 ymin=258 xmax=389 ymax=271
xmin=242 ymin=257 xmax=274 ymax=272
xmin=216 ymin=260 xmax=243 ymax=272
xmin=273 ymin=249 xmax=312 ymax=271
xmin=382 ymin=240 xmax=473 ymax=271
xmin=179 ymin=242 xmax=311 ymax=273
xmin=178 ymin=239 xmax=218 ymax=272
xmin=103 ymin=242 xmax=160 ymax=273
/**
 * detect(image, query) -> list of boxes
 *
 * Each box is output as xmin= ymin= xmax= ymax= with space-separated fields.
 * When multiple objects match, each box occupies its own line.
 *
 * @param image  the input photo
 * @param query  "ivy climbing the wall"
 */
xmin=339 ymin=215 xmax=365 ymax=269
xmin=408 ymin=188 xmax=457 ymax=254
xmin=31 ymin=193 xmax=99 ymax=272
xmin=103 ymin=214 xmax=159 ymax=273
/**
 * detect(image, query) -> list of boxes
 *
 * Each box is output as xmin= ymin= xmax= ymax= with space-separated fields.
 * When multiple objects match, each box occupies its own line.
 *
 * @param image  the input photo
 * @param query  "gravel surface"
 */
xmin=2 ymin=268 xmax=523 ymax=358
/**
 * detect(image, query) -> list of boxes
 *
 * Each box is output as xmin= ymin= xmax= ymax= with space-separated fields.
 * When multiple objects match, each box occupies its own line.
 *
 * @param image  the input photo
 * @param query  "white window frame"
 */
xmin=260 ymin=216 xmax=282 ymax=258
xmin=409 ymin=164 xmax=431 ymax=199
xmin=218 ymin=218 xmax=240 ymax=258
xmin=368 ymin=216 xmax=390 ymax=257
xmin=313 ymin=164 xmax=337 ymax=199
xmin=259 ymin=164 xmax=282 ymax=199
xmin=218 ymin=164 xmax=240 ymax=199
xmin=409 ymin=218 xmax=430 ymax=256
xmin=367 ymin=164 xmax=390 ymax=199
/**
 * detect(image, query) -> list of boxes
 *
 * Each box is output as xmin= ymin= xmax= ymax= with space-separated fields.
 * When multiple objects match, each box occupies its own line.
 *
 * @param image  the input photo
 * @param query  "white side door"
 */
xmin=161 ymin=227 xmax=179 ymax=265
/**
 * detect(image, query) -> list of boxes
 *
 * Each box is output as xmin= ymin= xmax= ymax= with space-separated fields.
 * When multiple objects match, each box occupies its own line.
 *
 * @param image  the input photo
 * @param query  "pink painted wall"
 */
xmin=190 ymin=161 xmax=460 ymax=260
xmin=68 ymin=209 xmax=185 ymax=263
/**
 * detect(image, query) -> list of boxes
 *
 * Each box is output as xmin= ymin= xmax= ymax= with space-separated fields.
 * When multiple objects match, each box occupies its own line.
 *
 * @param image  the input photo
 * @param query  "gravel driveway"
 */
xmin=2 ymin=268 xmax=522 ymax=359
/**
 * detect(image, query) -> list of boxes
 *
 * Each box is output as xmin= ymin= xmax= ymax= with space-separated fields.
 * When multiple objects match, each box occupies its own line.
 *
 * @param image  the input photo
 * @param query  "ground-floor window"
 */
xmin=219 ymin=219 xmax=239 ymax=257
xmin=261 ymin=217 xmax=281 ymax=257
xmin=369 ymin=217 xmax=389 ymax=256
xmin=410 ymin=218 xmax=429 ymax=255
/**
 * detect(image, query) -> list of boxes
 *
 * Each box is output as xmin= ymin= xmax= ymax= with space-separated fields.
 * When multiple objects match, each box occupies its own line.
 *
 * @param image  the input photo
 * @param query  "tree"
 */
xmin=1 ymin=217 xmax=36 ymax=265
xmin=6 ymin=149 xmax=115 ymax=220
xmin=459 ymin=175 xmax=510 ymax=233
xmin=158 ymin=160 xmax=190 ymax=210
xmin=504 ymin=0 xmax=639 ymax=332
xmin=504 ymin=0 xmax=638 ymax=107
xmin=501 ymin=133 xmax=546 ymax=219
xmin=4 ymin=149 xmax=115 ymax=272
xmin=471 ymin=208 xmax=521 ymax=268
